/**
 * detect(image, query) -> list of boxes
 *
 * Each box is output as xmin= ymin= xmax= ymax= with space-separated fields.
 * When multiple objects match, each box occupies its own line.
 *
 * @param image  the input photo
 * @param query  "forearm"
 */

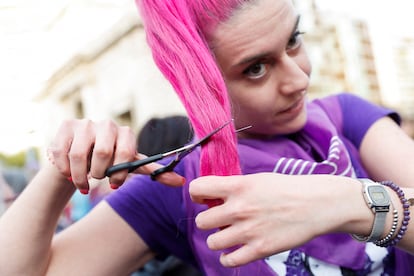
xmin=0 ymin=164 xmax=75 ymax=275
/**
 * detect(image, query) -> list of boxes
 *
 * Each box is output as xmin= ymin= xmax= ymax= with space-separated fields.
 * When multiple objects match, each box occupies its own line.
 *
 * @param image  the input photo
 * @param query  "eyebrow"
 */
xmin=233 ymin=15 xmax=301 ymax=67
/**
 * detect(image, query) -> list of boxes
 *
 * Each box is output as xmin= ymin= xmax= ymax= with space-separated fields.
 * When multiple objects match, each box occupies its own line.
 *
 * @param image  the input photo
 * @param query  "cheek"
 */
xmin=297 ymin=48 xmax=312 ymax=76
xmin=230 ymin=93 xmax=275 ymax=128
xmin=228 ymin=86 xmax=270 ymax=111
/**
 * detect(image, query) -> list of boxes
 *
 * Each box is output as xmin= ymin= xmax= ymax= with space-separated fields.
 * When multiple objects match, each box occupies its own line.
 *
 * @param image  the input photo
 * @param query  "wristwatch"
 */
xmin=352 ymin=178 xmax=390 ymax=242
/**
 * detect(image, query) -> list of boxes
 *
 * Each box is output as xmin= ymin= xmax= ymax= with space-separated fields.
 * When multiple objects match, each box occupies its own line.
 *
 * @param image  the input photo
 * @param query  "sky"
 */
xmin=317 ymin=0 xmax=414 ymax=37
xmin=0 ymin=0 xmax=134 ymax=154
xmin=0 ymin=0 xmax=413 ymax=154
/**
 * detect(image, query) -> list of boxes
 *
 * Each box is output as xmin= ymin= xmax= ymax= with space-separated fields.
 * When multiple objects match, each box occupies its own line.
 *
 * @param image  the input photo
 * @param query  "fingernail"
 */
xmin=110 ymin=183 xmax=119 ymax=190
xmin=79 ymin=189 xmax=89 ymax=195
xmin=67 ymin=176 xmax=73 ymax=182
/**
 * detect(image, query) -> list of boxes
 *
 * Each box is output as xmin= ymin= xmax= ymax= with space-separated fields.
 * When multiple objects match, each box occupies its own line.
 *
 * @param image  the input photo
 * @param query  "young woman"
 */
xmin=1 ymin=0 xmax=414 ymax=275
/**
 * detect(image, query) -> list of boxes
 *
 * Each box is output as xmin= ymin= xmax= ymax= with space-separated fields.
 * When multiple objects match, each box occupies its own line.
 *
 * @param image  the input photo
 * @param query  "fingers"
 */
xmin=106 ymin=126 xmax=136 ymax=187
xmin=204 ymin=221 xmax=271 ymax=267
xmin=132 ymin=154 xmax=186 ymax=187
xmin=89 ymin=120 xmax=118 ymax=179
xmin=49 ymin=119 xmax=186 ymax=193
xmin=190 ymin=175 xmax=237 ymax=204
xmin=68 ymin=120 xmax=96 ymax=191
xmin=195 ymin=205 xmax=232 ymax=230
xmin=49 ymin=119 xmax=137 ymax=192
xmin=219 ymin=244 xmax=266 ymax=268
xmin=48 ymin=120 xmax=76 ymax=177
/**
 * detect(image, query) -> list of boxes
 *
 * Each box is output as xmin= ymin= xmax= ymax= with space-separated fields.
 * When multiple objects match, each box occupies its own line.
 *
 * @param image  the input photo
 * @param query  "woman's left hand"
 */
xmin=189 ymin=173 xmax=361 ymax=267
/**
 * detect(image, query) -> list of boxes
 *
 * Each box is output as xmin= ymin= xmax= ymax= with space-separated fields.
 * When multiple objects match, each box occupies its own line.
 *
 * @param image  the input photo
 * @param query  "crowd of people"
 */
xmin=1 ymin=0 xmax=414 ymax=275
xmin=0 ymin=166 xmax=30 ymax=216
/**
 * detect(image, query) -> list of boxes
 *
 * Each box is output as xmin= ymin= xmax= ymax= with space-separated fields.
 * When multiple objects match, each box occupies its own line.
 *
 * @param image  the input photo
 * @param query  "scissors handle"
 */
xmin=105 ymin=153 xmax=164 ymax=177
xmin=150 ymin=158 xmax=180 ymax=180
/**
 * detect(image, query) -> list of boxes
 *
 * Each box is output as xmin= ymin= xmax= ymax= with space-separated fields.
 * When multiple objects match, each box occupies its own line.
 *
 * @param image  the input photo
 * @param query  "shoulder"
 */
xmin=313 ymin=92 xmax=399 ymax=122
xmin=311 ymin=92 xmax=400 ymax=148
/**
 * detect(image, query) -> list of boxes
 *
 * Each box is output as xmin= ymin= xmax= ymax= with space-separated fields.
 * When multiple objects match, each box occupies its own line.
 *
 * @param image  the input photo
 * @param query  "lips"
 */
xmin=278 ymin=96 xmax=305 ymax=115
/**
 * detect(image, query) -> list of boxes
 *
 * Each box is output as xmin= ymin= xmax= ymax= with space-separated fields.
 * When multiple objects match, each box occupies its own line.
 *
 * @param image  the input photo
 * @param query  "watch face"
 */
xmin=372 ymin=191 xmax=385 ymax=200
xmin=368 ymin=186 xmax=389 ymax=205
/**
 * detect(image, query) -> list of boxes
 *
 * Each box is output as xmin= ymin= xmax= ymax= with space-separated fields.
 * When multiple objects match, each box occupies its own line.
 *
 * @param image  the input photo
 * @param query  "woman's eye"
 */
xmin=287 ymin=31 xmax=305 ymax=50
xmin=243 ymin=63 xmax=267 ymax=79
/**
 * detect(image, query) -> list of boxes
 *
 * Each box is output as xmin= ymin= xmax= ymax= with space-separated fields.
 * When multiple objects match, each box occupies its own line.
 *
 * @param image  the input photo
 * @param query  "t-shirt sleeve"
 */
xmin=104 ymin=161 xmax=196 ymax=265
xmin=337 ymin=93 xmax=400 ymax=149
xmin=315 ymin=93 xmax=400 ymax=149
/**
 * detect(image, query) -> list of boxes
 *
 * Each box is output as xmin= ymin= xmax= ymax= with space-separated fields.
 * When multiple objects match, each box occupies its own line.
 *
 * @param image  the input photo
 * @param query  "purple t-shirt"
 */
xmin=106 ymin=93 xmax=412 ymax=275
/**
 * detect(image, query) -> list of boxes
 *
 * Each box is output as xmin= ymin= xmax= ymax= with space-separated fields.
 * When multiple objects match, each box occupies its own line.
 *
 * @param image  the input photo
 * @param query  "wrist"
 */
xmin=307 ymin=175 xmax=369 ymax=235
xmin=336 ymin=178 xmax=378 ymax=235
xmin=351 ymin=179 xmax=391 ymax=242
xmin=31 ymin=164 xmax=76 ymax=203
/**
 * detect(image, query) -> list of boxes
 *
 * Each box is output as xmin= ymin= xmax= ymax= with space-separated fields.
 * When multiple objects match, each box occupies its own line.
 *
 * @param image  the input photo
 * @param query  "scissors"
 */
xmin=105 ymin=120 xmax=250 ymax=180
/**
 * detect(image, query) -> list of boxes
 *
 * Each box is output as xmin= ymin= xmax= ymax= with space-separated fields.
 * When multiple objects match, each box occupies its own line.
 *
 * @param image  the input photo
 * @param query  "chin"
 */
xmin=279 ymin=109 xmax=308 ymax=134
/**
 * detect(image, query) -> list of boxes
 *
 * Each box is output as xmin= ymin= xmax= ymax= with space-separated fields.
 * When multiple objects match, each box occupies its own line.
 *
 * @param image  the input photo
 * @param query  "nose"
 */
xmin=276 ymin=53 xmax=310 ymax=95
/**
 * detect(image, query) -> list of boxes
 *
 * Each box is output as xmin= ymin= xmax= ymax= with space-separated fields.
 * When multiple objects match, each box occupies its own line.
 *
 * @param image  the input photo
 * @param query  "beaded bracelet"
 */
xmin=374 ymin=203 xmax=398 ymax=246
xmin=378 ymin=180 xmax=412 ymax=247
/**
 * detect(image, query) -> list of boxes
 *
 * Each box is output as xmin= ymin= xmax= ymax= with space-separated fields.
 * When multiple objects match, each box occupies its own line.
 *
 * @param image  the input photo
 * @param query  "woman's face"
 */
xmin=210 ymin=0 xmax=311 ymax=138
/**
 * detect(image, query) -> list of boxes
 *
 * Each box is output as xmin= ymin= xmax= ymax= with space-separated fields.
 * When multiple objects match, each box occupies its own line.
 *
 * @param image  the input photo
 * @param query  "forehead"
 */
xmin=210 ymin=0 xmax=296 ymax=66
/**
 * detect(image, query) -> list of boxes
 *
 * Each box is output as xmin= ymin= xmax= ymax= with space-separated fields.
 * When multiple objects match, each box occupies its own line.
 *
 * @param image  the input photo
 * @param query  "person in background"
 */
xmin=132 ymin=115 xmax=201 ymax=276
xmin=1 ymin=1 xmax=414 ymax=275
xmin=137 ymin=115 xmax=194 ymax=156
xmin=2 ymin=168 xmax=28 ymax=195
xmin=0 ymin=172 xmax=16 ymax=216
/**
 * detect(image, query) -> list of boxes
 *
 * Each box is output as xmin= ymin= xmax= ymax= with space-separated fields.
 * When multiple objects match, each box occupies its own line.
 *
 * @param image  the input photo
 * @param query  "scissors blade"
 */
xmin=193 ymin=119 xmax=233 ymax=146
xmin=150 ymin=122 xmax=252 ymax=180
xmin=106 ymin=120 xmax=251 ymax=177
xmin=158 ymin=119 xmax=235 ymax=159
xmin=164 ymin=120 xmax=251 ymax=159
xmin=105 ymin=121 xmax=232 ymax=176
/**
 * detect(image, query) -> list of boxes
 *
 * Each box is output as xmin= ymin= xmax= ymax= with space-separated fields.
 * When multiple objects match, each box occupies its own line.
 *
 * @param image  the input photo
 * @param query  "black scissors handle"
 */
xmin=105 ymin=153 xmax=164 ymax=177
xmin=150 ymin=158 xmax=180 ymax=180
xmin=105 ymin=121 xmax=251 ymax=179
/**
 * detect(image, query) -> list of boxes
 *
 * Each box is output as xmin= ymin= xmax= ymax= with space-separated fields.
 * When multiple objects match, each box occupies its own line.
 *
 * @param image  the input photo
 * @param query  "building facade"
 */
xmin=36 ymin=12 xmax=185 ymax=156
xmin=36 ymin=0 xmax=414 ymax=159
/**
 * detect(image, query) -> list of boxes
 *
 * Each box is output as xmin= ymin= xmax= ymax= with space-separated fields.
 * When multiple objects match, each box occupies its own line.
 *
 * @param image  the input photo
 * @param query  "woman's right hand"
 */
xmin=47 ymin=119 xmax=185 ymax=193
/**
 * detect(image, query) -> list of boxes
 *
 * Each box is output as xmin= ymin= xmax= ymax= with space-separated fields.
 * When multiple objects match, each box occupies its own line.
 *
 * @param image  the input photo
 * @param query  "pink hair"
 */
xmin=136 ymin=0 xmax=245 ymax=177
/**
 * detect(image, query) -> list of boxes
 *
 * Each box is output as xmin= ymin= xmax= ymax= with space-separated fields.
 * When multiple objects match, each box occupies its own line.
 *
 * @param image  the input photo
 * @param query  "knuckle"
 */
xmin=100 ymin=119 xmax=118 ymax=132
xmin=226 ymin=203 xmax=245 ymax=220
xmin=68 ymin=150 xmax=87 ymax=162
xmin=93 ymin=147 xmax=113 ymax=159
xmin=117 ymin=148 xmax=135 ymax=160
xmin=54 ymin=163 xmax=71 ymax=177
xmin=252 ymin=239 xmax=272 ymax=258
xmin=119 ymin=125 xmax=133 ymax=133
xmin=119 ymin=126 xmax=136 ymax=142
xmin=49 ymin=147 xmax=63 ymax=159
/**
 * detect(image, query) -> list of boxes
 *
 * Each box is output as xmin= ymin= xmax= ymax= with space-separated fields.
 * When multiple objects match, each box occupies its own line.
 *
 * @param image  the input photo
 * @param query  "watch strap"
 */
xmin=352 ymin=179 xmax=390 ymax=243
xmin=352 ymin=209 xmax=387 ymax=242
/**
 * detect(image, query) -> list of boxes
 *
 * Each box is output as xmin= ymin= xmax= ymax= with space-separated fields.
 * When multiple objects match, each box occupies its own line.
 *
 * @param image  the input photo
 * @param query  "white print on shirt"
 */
xmin=265 ymin=245 xmax=388 ymax=276
xmin=272 ymin=136 xmax=355 ymax=177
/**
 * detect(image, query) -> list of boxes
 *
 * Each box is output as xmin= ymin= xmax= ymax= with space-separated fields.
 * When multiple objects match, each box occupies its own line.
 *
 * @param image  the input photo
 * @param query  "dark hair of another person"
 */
xmin=137 ymin=115 xmax=194 ymax=155
xmin=135 ymin=115 xmax=202 ymax=276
